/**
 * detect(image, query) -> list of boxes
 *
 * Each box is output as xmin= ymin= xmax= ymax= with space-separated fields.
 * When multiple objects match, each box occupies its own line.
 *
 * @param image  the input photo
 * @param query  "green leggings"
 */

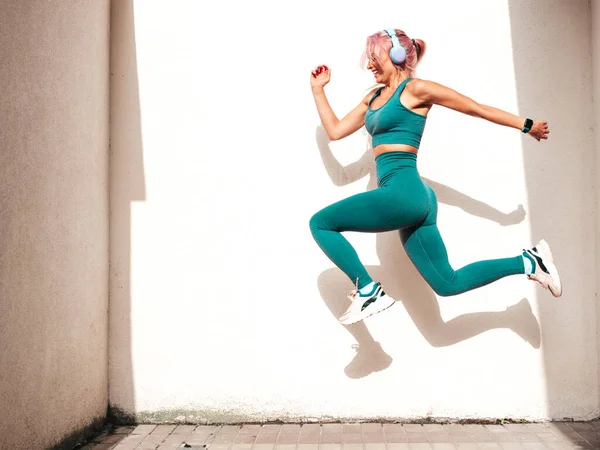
xmin=309 ymin=151 xmax=525 ymax=296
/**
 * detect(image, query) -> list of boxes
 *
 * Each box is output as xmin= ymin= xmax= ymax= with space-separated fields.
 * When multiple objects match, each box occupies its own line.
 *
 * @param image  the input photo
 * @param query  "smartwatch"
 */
xmin=522 ymin=118 xmax=533 ymax=133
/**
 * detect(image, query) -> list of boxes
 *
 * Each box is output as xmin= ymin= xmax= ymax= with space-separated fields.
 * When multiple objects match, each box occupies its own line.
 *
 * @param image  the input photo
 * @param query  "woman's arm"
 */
xmin=310 ymin=64 xmax=376 ymax=141
xmin=412 ymin=79 xmax=550 ymax=141
xmin=312 ymin=87 xmax=372 ymax=141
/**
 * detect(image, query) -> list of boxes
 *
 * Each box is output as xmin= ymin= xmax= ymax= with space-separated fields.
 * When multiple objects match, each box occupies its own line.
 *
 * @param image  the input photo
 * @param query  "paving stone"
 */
xmin=431 ymin=444 xmax=456 ymax=450
xmin=365 ymin=443 xmax=387 ymax=450
xmin=341 ymin=433 xmax=363 ymax=444
xmin=132 ymin=425 xmax=157 ymax=436
xmin=387 ymin=443 xmax=411 ymax=450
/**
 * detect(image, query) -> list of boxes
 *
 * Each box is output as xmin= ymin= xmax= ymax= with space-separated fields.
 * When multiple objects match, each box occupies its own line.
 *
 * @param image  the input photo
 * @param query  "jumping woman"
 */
xmin=309 ymin=28 xmax=562 ymax=326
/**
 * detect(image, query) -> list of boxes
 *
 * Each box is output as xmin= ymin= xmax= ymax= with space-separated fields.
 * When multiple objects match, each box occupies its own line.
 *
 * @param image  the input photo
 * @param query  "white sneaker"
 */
xmin=524 ymin=239 xmax=562 ymax=297
xmin=338 ymin=282 xmax=395 ymax=325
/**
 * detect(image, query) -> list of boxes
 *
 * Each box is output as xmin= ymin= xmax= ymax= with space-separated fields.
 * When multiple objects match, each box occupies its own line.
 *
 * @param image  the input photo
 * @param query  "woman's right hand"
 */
xmin=310 ymin=65 xmax=330 ymax=90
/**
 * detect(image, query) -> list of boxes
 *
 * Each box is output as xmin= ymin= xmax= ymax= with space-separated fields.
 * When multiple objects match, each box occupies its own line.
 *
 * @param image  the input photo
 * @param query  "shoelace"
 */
xmin=347 ymin=277 xmax=361 ymax=301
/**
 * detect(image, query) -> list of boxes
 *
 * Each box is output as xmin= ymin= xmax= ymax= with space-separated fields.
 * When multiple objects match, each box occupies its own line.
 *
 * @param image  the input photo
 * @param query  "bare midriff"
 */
xmin=372 ymin=143 xmax=419 ymax=158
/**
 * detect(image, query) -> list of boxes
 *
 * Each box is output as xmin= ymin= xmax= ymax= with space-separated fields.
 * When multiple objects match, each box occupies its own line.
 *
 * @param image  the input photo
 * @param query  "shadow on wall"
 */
xmin=314 ymin=126 xmax=541 ymax=380
xmin=108 ymin=0 xmax=145 ymax=423
xmin=508 ymin=0 xmax=597 ymax=422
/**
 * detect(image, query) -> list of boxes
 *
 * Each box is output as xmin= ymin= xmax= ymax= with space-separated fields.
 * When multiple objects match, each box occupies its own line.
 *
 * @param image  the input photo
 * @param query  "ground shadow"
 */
xmin=314 ymin=126 xmax=541 ymax=379
xmin=108 ymin=0 xmax=145 ymax=423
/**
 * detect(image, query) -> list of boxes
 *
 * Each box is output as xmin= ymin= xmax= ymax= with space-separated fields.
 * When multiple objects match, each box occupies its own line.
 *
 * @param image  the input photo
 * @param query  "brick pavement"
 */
xmin=76 ymin=422 xmax=600 ymax=450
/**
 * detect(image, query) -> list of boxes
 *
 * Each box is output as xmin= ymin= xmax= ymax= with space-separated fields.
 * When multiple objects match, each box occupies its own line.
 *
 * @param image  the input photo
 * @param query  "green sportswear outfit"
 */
xmin=309 ymin=78 xmax=526 ymax=296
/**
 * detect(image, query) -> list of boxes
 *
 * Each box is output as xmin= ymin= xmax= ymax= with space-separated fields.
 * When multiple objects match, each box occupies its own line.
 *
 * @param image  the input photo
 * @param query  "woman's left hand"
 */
xmin=528 ymin=120 xmax=550 ymax=141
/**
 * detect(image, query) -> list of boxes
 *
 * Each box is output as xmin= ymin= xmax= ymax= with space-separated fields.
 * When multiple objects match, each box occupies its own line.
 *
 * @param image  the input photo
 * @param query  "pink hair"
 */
xmin=360 ymin=29 xmax=427 ymax=77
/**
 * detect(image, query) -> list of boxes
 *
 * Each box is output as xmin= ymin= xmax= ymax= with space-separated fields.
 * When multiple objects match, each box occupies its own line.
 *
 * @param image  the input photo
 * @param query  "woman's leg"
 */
xmin=310 ymin=187 xmax=425 ymax=289
xmin=400 ymin=185 xmax=525 ymax=297
xmin=311 ymin=185 xmax=430 ymax=325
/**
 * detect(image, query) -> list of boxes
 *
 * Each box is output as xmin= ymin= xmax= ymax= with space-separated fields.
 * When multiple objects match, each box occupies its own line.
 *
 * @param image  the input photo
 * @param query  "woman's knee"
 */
xmin=417 ymin=266 xmax=460 ymax=297
xmin=309 ymin=209 xmax=328 ymax=234
xmin=430 ymin=281 xmax=458 ymax=297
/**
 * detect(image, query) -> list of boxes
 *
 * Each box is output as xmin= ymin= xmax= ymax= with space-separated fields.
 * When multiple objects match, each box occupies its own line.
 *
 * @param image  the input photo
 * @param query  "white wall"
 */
xmin=0 ymin=1 xmax=110 ymax=448
xmin=109 ymin=0 xmax=596 ymax=421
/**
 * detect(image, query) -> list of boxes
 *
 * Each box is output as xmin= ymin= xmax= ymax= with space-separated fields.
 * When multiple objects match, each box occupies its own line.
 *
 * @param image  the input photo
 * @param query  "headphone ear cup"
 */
xmin=389 ymin=46 xmax=406 ymax=64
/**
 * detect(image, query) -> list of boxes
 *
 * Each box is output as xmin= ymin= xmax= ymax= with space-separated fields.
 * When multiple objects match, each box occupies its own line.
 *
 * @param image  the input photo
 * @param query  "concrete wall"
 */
xmin=108 ymin=0 xmax=596 ymax=422
xmin=508 ymin=0 xmax=596 ymax=420
xmin=0 ymin=1 xmax=110 ymax=448
xmin=109 ymin=0 xmax=145 ymax=422
xmin=593 ymin=0 xmax=600 ymax=419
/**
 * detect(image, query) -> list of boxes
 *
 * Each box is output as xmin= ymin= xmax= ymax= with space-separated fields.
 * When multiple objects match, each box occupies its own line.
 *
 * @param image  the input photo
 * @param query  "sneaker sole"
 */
xmin=537 ymin=239 xmax=563 ymax=297
xmin=339 ymin=295 xmax=396 ymax=325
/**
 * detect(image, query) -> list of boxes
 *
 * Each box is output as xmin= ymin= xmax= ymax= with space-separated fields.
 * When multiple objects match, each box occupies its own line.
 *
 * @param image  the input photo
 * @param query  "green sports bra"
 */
xmin=364 ymin=78 xmax=427 ymax=148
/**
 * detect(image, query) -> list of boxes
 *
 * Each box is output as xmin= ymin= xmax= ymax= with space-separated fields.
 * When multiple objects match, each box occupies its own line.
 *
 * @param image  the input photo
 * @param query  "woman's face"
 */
xmin=366 ymin=48 xmax=396 ymax=84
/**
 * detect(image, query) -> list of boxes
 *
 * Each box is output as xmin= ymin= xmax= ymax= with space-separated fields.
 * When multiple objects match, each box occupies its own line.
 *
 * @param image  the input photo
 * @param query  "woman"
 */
xmin=309 ymin=28 xmax=562 ymax=326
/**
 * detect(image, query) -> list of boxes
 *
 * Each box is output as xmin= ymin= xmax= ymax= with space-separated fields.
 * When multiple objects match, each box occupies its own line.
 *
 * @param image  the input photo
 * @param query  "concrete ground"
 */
xmin=76 ymin=421 xmax=600 ymax=450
